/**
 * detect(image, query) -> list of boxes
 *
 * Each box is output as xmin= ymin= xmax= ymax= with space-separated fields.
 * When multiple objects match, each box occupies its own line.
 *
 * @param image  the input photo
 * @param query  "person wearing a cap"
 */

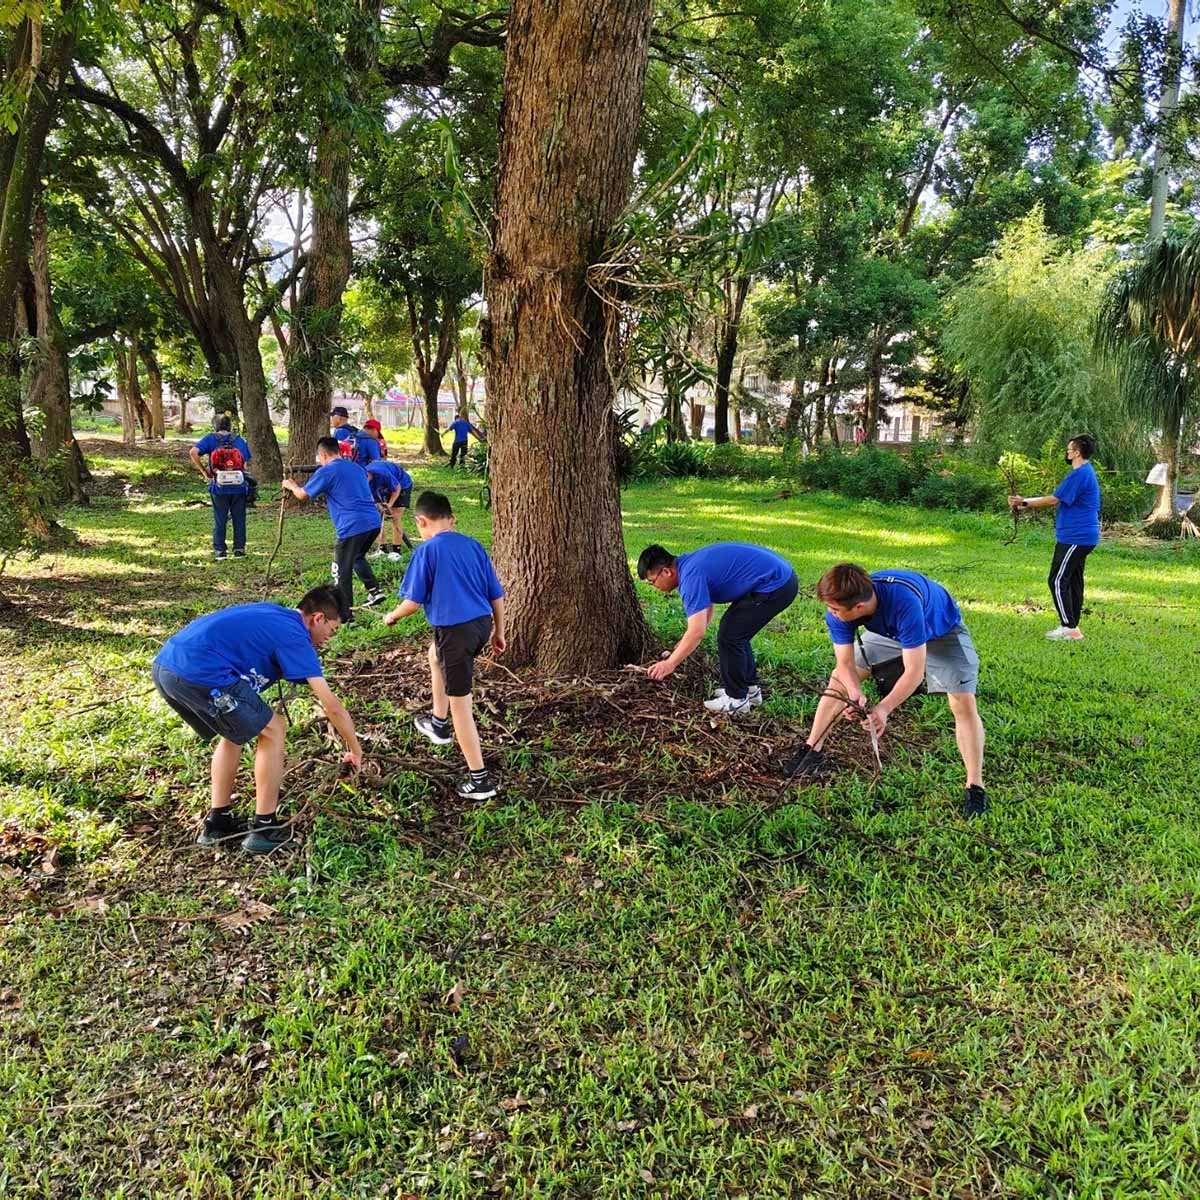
xmin=329 ymin=405 xmax=381 ymax=468
xmin=363 ymin=417 xmax=389 ymax=459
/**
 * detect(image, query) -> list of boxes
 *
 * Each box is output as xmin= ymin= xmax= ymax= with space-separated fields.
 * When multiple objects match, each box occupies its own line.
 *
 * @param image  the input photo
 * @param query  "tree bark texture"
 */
xmin=1149 ymin=421 xmax=1180 ymax=524
xmin=483 ymin=0 xmax=654 ymax=672
xmin=0 ymin=13 xmax=76 ymax=455
xmin=27 ymin=207 xmax=87 ymax=501
xmin=407 ymin=292 xmax=455 ymax=456
xmin=140 ymin=346 xmax=165 ymax=438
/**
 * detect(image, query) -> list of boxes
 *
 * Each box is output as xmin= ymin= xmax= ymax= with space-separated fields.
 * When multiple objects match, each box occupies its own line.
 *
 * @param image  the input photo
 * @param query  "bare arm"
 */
xmin=306 ymin=676 xmax=362 ymax=767
xmin=490 ymin=597 xmax=506 ymax=653
xmin=830 ymin=641 xmax=867 ymax=706
xmin=281 ymin=479 xmax=309 ymax=501
xmin=189 ymin=447 xmax=210 ymax=480
xmin=383 ymin=597 xmax=421 ymax=627
xmin=648 ymin=610 xmax=709 ymax=680
xmin=1009 ymin=493 xmax=1059 ymax=510
xmin=864 ymin=644 xmax=927 ymax=736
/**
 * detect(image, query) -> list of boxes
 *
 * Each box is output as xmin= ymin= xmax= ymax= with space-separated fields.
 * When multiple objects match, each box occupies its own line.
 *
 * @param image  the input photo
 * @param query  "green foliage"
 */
xmin=941 ymin=208 xmax=1143 ymax=467
xmin=0 ymin=442 xmax=59 ymax=561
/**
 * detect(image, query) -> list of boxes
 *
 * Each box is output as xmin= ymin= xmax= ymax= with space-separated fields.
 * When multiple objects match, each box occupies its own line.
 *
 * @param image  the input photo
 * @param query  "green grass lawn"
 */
xmin=1 ymin=436 xmax=1198 ymax=1199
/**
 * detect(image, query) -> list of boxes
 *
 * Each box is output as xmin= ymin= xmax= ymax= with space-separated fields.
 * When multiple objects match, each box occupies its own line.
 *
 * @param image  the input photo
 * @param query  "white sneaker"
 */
xmin=703 ymin=693 xmax=752 ymax=716
xmin=363 ymin=589 xmax=388 ymax=607
xmin=1045 ymin=626 xmax=1084 ymax=641
xmin=708 ymin=686 xmax=764 ymax=708
xmin=386 ymin=551 xmax=402 ymax=562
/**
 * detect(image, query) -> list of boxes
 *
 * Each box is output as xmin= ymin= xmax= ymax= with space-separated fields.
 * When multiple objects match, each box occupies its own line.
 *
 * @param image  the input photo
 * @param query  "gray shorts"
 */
xmin=854 ymin=623 xmax=979 ymax=694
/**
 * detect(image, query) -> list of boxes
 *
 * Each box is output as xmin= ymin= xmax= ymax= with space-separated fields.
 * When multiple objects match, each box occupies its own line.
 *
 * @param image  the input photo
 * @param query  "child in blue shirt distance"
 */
xmin=365 ymin=459 xmax=415 ymax=557
xmin=281 ymin=437 xmax=387 ymax=620
xmin=444 ymin=412 xmax=484 ymax=468
xmin=382 ymin=491 xmax=506 ymax=800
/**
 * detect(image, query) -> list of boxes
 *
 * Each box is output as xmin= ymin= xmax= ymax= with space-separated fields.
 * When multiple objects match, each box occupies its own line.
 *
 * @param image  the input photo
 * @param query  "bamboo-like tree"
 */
xmin=1095 ymin=229 xmax=1200 ymax=527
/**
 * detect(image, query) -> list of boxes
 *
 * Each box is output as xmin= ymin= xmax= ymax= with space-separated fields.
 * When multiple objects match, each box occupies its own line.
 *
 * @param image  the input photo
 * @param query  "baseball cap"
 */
xmin=363 ymin=418 xmax=381 ymax=431
xmin=330 ymin=405 xmax=349 ymax=418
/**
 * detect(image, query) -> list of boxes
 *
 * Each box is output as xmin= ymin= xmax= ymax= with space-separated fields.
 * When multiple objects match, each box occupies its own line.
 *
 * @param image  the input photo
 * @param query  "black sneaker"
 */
xmin=783 ymin=745 xmax=826 ymax=779
xmin=242 ymin=817 xmax=294 ymax=854
xmin=414 ymin=714 xmax=454 ymax=746
xmin=456 ymin=772 xmax=498 ymax=800
xmin=214 ymin=551 xmax=228 ymax=562
xmin=197 ymin=812 xmax=249 ymax=847
xmin=363 ymin=589 xmax=388 ymax=607
xmin=233 ymin=549 xmax=246 ymax=558
xmin=962 ymin=786 xmax=989 ymax=818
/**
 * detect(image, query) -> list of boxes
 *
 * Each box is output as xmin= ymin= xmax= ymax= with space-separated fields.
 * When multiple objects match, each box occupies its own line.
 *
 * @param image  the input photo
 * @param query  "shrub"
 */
xmin=1099 ymin=473 xmax=1153 ymax=523
xmin=912 ymin=462 xmax=1004 ymax=511
xmin=653 ymin=440 xmax=707 ymax=478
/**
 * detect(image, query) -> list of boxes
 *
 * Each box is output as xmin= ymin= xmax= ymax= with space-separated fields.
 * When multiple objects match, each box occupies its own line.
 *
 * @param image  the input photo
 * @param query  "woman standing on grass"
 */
xmin=1008 ymin=434 xmax=1102 ymax=642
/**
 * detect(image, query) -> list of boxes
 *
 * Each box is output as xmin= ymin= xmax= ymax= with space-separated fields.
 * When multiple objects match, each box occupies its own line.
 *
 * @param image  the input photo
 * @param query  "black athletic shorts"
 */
xmin=433 ymin=616 xmax=493 ymax=697
xmin=152 ymin=663 xmax=275 ymax=745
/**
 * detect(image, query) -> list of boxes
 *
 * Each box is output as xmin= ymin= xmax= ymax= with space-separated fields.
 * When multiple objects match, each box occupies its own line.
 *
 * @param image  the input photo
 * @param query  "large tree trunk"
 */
xmin=178 ymin=394 xmax=189 ymax=433
xmin=862 ymin=333 xmax=886 ymax=445
xmin=1149 ymin=422 xmax=1180 ymax=524
xmin=115 ymin=340 xmax=137 ymax=446
xmin=127 ymin=334 xmax=153 ymax=436
xmin=482 ymin=0 xmax=653 ymax=671
xmin=1149 ymin=0 xmax=1186 ymax=241
xmin=421 ymin=376 xmax=444 ymax=455
xmin=0 ymin=14 xmax=76 ymax=462
xmin=409 ymin=296 xmax=456 ymax=457
xmin=712 ymin=276 xmax=751 ymax=445
xmin=689 ymin=401 xmax=705 ymax=440
xmin=27 ymin=208 xmax=87 ymax=502
xmin=140 ymin=346 xmax=165 ymax=439
xmin=227 ymin=302 xmax=282 ymax=480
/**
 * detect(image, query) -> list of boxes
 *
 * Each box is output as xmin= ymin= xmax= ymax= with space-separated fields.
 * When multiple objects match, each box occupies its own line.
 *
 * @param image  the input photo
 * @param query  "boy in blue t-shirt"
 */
xmin=365 ymin=459 xmax=415 ymax=558
xmin=190 ymin=416 xmax=251 ymax=560
xmin=785 ymin=562 xmax=987 ymax=818
xmin=636 ymin=541 xmax=799 ymax=716
xmin=282 ymin=437 xmax=386 ymax=620
xmin=383 ymin=491 xmax=506 ymax=800
xmin=444 ymin=412 xmax=484 ymax=468
xmin=1008 ymin=434 xmax=1102 ymax=641
xmin=152 ymin=585 xmax=362 ymax=852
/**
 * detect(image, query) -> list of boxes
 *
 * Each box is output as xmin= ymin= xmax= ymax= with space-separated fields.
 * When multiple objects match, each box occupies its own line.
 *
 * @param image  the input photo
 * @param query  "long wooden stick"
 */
xmin=263 ymin=488 xmax=289 ymax=597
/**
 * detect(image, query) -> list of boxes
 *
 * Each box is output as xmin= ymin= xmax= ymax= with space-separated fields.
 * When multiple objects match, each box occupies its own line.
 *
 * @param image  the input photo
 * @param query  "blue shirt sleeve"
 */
xmin=891 ymin=590 xmax=928 ymax=649
xmin=194 ymin=434 xmax=217 ymax=455
xmin=400 ymin=547 xmax=432 ymax=604
xmin=304 ymin=464 xmax=332 ymax=499
xmin=825 ymin=611 xmax=855 ymax=645
xmin=484 ymin=555 xmax=504 ymax=602
xmin=678 ymin=567 xmax=711 ymax=618
xmin=1054 ymin=470 xmax=1083 ymax=506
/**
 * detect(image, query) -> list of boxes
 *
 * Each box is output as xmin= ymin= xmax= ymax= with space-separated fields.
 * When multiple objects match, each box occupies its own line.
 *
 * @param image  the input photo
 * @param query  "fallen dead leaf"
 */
xmin=216 ymin=900 xmax=277 ymax=935
xmin=0 ymin=987 xmax=20 ymax=1008
xmin=742 ymin=1104 xmax=759 ymax=1119
xmin=444 ymin=980 xmax=465 ymax=1012
xmin=616 ymin=1118 xmax=638 ymax=1132
xmin=40 ymin=847 xmax=61 ymax=875
xmin=500 ymin=1095 xmax=530 ymax=1113
xmin=639 ymin=1168 xmax=656 ymax=1184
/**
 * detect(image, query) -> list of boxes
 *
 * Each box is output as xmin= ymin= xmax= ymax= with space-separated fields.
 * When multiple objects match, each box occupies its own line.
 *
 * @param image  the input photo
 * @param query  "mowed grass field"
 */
xmin=1 ymin=434 xmax=1198 ymax=1199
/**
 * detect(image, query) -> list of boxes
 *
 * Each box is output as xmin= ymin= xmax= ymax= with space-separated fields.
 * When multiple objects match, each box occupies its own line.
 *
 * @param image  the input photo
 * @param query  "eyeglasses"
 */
xmin=646 ymin=568 xmax=669 ymax=586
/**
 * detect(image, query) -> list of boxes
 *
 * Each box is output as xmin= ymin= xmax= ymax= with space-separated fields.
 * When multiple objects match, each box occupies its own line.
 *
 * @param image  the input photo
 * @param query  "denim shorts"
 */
xmin=152 ymin=663 xmax=275 ymax=745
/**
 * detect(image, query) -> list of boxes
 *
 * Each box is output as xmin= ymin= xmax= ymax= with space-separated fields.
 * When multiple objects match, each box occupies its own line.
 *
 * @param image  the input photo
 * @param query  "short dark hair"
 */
xmin=414 ymin=490 xmax=453 ymax=520
xmin=637 ymin=544 xmax=675 ymax=580
xmin=215 ymin=415 xmax=232 ymax=433
xmin=316 ymin=436 xmax=340 ymax=457
xmin=297 ymin=584 xmax=342 ymax=622
xmin=1069 ymin=433 xmax=1096 ymax=460
xmin=815 ymin=563 xmax=874 ymax=606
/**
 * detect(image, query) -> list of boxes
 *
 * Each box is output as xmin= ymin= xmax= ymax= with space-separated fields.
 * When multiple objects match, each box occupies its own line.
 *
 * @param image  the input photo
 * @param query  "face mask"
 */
xmin=1065 ymin=452 xmax=1073 ymax=464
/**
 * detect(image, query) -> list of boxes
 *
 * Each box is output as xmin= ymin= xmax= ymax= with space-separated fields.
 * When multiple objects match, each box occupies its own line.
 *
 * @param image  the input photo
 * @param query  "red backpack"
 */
xmin=337 ymin=426 xmax=359 ymax=459
xmin=209 ymin=434 xmax=245 ymax=483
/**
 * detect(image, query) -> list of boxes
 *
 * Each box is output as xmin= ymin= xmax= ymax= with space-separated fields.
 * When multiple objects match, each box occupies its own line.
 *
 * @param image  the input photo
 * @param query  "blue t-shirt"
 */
xmin=366 ymin=459 xmax=412 ymax=502
xmin=332 ymin=424 xmax=355 ymax=442
xmin=154 ymin=603 xmax=322 ymax=691
xmin=303 ymin=458 xmax=380 ymax=540
xmin=675 ymin=542 xmax=795 ymax=617
xmin=352 ymin=434 xmax=381 ymax=468
xmin=194 ymin=433 xmax=251 ymax=496
xmin=825 ymin=569 xmax=963 ymax=650
xmin=448 ymin=418 xmax=473 ymax=445
xmin=1053 ymin=462 xmax=1101 ymax=546
xmin=400 ymin=531 xmax=504 ymax=627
